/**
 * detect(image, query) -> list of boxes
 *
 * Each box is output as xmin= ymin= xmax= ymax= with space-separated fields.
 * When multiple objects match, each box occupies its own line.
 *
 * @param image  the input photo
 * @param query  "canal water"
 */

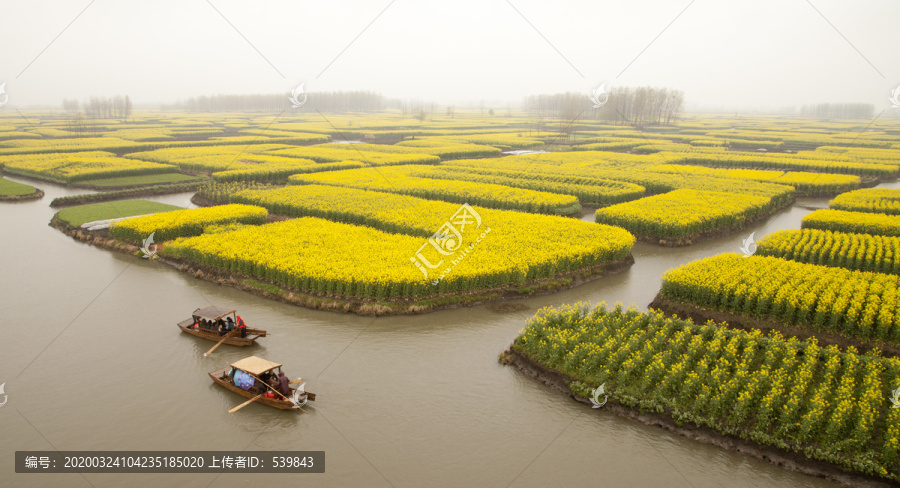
xmin=4 ymin=174 xmax=896 ymax=488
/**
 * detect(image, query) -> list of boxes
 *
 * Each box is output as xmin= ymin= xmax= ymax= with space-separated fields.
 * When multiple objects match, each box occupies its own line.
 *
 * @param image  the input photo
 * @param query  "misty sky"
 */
xmin=1 ymin=0 xmax=898 ymax=111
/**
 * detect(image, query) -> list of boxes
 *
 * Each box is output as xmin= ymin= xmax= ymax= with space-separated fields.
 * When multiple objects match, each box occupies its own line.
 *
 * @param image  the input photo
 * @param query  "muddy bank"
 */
xmin=49 ymin=217 xmax=142 ymax=254
xmin=648 ymin=295 xmax=900 ymax=357
xmin=155 ymin=254 xmax=635 ymax=316
xmin=500 ymin=348 xmax=893 ymax=488
xmin=50 ymin=215 xmax=635 ymax=316
xmin=0 ymin=188 xmax=44 ymax=202
xmin=190 ymin=193 xmax=218 ymax=207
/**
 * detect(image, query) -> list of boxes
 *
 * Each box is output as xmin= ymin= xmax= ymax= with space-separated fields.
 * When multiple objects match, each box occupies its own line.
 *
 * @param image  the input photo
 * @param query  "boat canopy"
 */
xmin=231 ymin=356 xmax=282 ymax=376
xmin=192 ymin=306 xmax=236 ymax=321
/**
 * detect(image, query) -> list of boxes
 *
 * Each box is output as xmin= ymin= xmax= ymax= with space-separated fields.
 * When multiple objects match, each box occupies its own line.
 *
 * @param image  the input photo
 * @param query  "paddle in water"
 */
xmin=204 ymin=329 xmax=237 ymax=357
xmin=228 ymin=394 xmax=263 ymax=413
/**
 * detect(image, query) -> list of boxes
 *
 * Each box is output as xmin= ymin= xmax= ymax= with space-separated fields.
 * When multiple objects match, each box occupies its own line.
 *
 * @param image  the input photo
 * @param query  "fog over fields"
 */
xmin=0 ymin=0 xmax=897 ymax=109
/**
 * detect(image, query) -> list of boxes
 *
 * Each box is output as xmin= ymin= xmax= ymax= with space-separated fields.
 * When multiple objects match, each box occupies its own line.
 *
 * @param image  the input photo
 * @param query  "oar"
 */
xmin=247 ymin=373 xmax=308 ymax=413
xmin=228 ymin=394 xmax=263 ymax=413
xmin=289 ymin=378 xmax=304 ymax=385
xmin=204 ymin=329 xmax=237 ymax=357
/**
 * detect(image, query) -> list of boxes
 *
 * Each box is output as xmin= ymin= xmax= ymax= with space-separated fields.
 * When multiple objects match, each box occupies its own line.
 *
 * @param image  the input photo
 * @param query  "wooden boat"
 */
xmin=210 ymin=356 xmax=316 ymax=411
xmin=177 ymin=306 xmax=267 ymax=347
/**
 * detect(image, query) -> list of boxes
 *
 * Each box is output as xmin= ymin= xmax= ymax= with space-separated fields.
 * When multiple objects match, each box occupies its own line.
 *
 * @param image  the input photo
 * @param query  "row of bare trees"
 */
xmin=523 ymin=86 xmax=685 ymax=129
xmin=173 ymin=91 xmax=390 ymax=112
xmin=63 ymin=96 xmax=133 ymax=119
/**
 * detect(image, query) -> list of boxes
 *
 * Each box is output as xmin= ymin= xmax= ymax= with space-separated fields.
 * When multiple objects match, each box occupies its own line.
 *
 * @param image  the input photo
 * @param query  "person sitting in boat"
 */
xmin=260 ymin=371 xmax=276 ymax=387
xmin=226 ymin=317 xmax=235 ymax=331
xmin=276 ymin=371 xmax=292 ymax=397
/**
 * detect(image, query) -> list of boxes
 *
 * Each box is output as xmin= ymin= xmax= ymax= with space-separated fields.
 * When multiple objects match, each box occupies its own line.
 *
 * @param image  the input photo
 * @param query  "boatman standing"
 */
xmin=236 ymin=315 xmax=246 ymax=338
xmin=276 ymin=371 xmax=291 ymax=397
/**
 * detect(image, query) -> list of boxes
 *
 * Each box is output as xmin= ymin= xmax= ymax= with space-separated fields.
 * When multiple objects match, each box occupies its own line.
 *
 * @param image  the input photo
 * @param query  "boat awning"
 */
xmin=231 ymin=356 xmax=282 ymax=376
xmin=192 ymin=306 xmax=236 ymax=321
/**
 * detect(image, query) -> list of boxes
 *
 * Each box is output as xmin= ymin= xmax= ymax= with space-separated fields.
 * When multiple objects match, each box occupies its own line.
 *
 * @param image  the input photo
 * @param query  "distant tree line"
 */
xmin=63 ymin=96 xmax=133 ymax=120
xmin=800 ymin=103 xmax=874 ymax=120
xmin=172 ymin=91 xmax=391 ymax=112
xmin=523 ymin=86 xmax=685 ymax=129
xmin=60 ymin=95 xmax=133 ymax=136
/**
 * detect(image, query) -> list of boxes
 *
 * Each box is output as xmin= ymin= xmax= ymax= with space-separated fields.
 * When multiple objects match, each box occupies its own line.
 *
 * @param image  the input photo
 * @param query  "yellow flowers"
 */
xmin=289 ymin=166 xmax=582 ymax=215
xmin=803 ymin=209 xmax=900 ymax=237
xmin=659 ymin=254 xmax=900 ymax=343
xmin=164 ymin=217 xmax=433 ymax=298
xmin=409 ymin=166 xmax=645 ymax=206
xmin=511 ymin=303 xmax=900 ymax=481
xmin=595 ymin=189 xmax=770 ymax=240
xmin=757 ymin=229 xmax=900 ymax=275
xmin=191 ymin=185 xmax=636 ymax=297
xmin=444 ymin=152 xmax=796 ymax=204
xmin=0 ymin=151 xmax=177 ymax=183
xmin=110 ymin=204 xmax=267 ymax=243
xmin=0 ymin=137 xmax=157 ymax=155
xmin=213 ymin=160 xmax=364 ymax=183
xmin=673 ymin=152 xmax=897 ymax=178
xmin=269 ymin=146 xmax=440 ymax=166
xmin=648 ymin=164 xmax=860 ymax=195
xmin=128 ymin=144 xmax=297 ymax=172
xmin=394 ymin=139 xmax=502 ymax=159
xmin=161 ymin=213 xmax=626 ymax=299
xmin=831 ymin=189 xmax=900 ymax=216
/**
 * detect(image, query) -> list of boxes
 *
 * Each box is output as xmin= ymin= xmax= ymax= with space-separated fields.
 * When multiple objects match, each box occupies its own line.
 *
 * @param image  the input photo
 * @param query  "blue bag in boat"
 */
xmin=233 ymin=370 xmax=254 ymax=390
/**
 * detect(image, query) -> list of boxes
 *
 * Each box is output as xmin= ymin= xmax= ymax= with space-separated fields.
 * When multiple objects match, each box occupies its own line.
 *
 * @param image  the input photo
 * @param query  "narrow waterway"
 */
xmin=4 ymin=175 xmax=896 ymax=488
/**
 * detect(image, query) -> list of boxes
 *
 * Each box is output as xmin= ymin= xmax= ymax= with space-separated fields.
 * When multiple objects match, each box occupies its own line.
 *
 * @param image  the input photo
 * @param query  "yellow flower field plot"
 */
xmin=672 ymin=152 xmax=897 ymax=178
xmin=0 ymin=151 xmax=177 ymax=183
xmin=227 ymin=185 xmax=634 ymax=297
xmin=358 ymin=139 xmax=503 ymax=159
xmin=726 ymin=139 xmax=785 ymax=150
xmin=512 ymin=304 xmax=900 ymax=482
xmin=212 ymin=160 xmax=365 ymax=182
xmin=106 ymin=128 xmax=179 ymax=142
xmin=757 ymin=229 xmax=900 ymax=275
xmin=632 ymin=142 xmax=731 ymax=154
xmin=107 ymin=127 xmax=226 ymax=142
xmin=595 ymin=189 xmax=770 ymax=241
xmin=659 ymin=254 xmax=900 ymax=345
xmin=444 ymin=152 xmax=795 ymax=206
xmin=109 ymin=203 xmax=267 ymax=243
xmin=571 ymin=139 xmax=664 ymax=151
xmin=432 ymin=133 xmax=544 ymax=150
xmin=289 ymin=166 xmax=582 ymax=215
xmin=0 ymin=131 xmax=42 ymax=141
xmin=814 ymin=146 xmax=900 ymax=165
xmin=128 ymin=144 xmax=293 ymax=172
xmin=702 ymin=129 xmax=894 ymax=148
xmin=647 ymin=164 xmax=859 ymax=195
xmin=0 ymin=137 xmax=163 ymax=156
xmin=314 ymin=141 xmax=500 ymax=160
xmin=408 ymin=165 xmax=645 ymax=206
xmin=164 ymin=218 xmax=440 ymax=298
xmin=830 ymin=189 xmax=900 ymax=215
xmin=204 ymin=129 xmax=329 ymax=145
xmin=267 ymin=145 xmax=440 ymax=166
xmin=803 ymin=209 xmax=900 ymax=237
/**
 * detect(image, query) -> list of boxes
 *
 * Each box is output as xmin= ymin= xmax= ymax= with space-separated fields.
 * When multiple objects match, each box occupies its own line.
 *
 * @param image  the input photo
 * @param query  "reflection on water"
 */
xmin=0 ymin=174 xmax=869 ymax=487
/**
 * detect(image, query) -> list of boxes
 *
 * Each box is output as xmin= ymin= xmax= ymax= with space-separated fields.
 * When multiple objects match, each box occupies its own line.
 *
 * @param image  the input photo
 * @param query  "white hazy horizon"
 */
xmin=1 ymin=0 xmax=898 ymax=112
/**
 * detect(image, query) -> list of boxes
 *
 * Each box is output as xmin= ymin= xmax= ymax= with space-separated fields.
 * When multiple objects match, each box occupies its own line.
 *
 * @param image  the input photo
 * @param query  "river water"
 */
xmin=4 ymin=175 xmax=897 ymax=488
